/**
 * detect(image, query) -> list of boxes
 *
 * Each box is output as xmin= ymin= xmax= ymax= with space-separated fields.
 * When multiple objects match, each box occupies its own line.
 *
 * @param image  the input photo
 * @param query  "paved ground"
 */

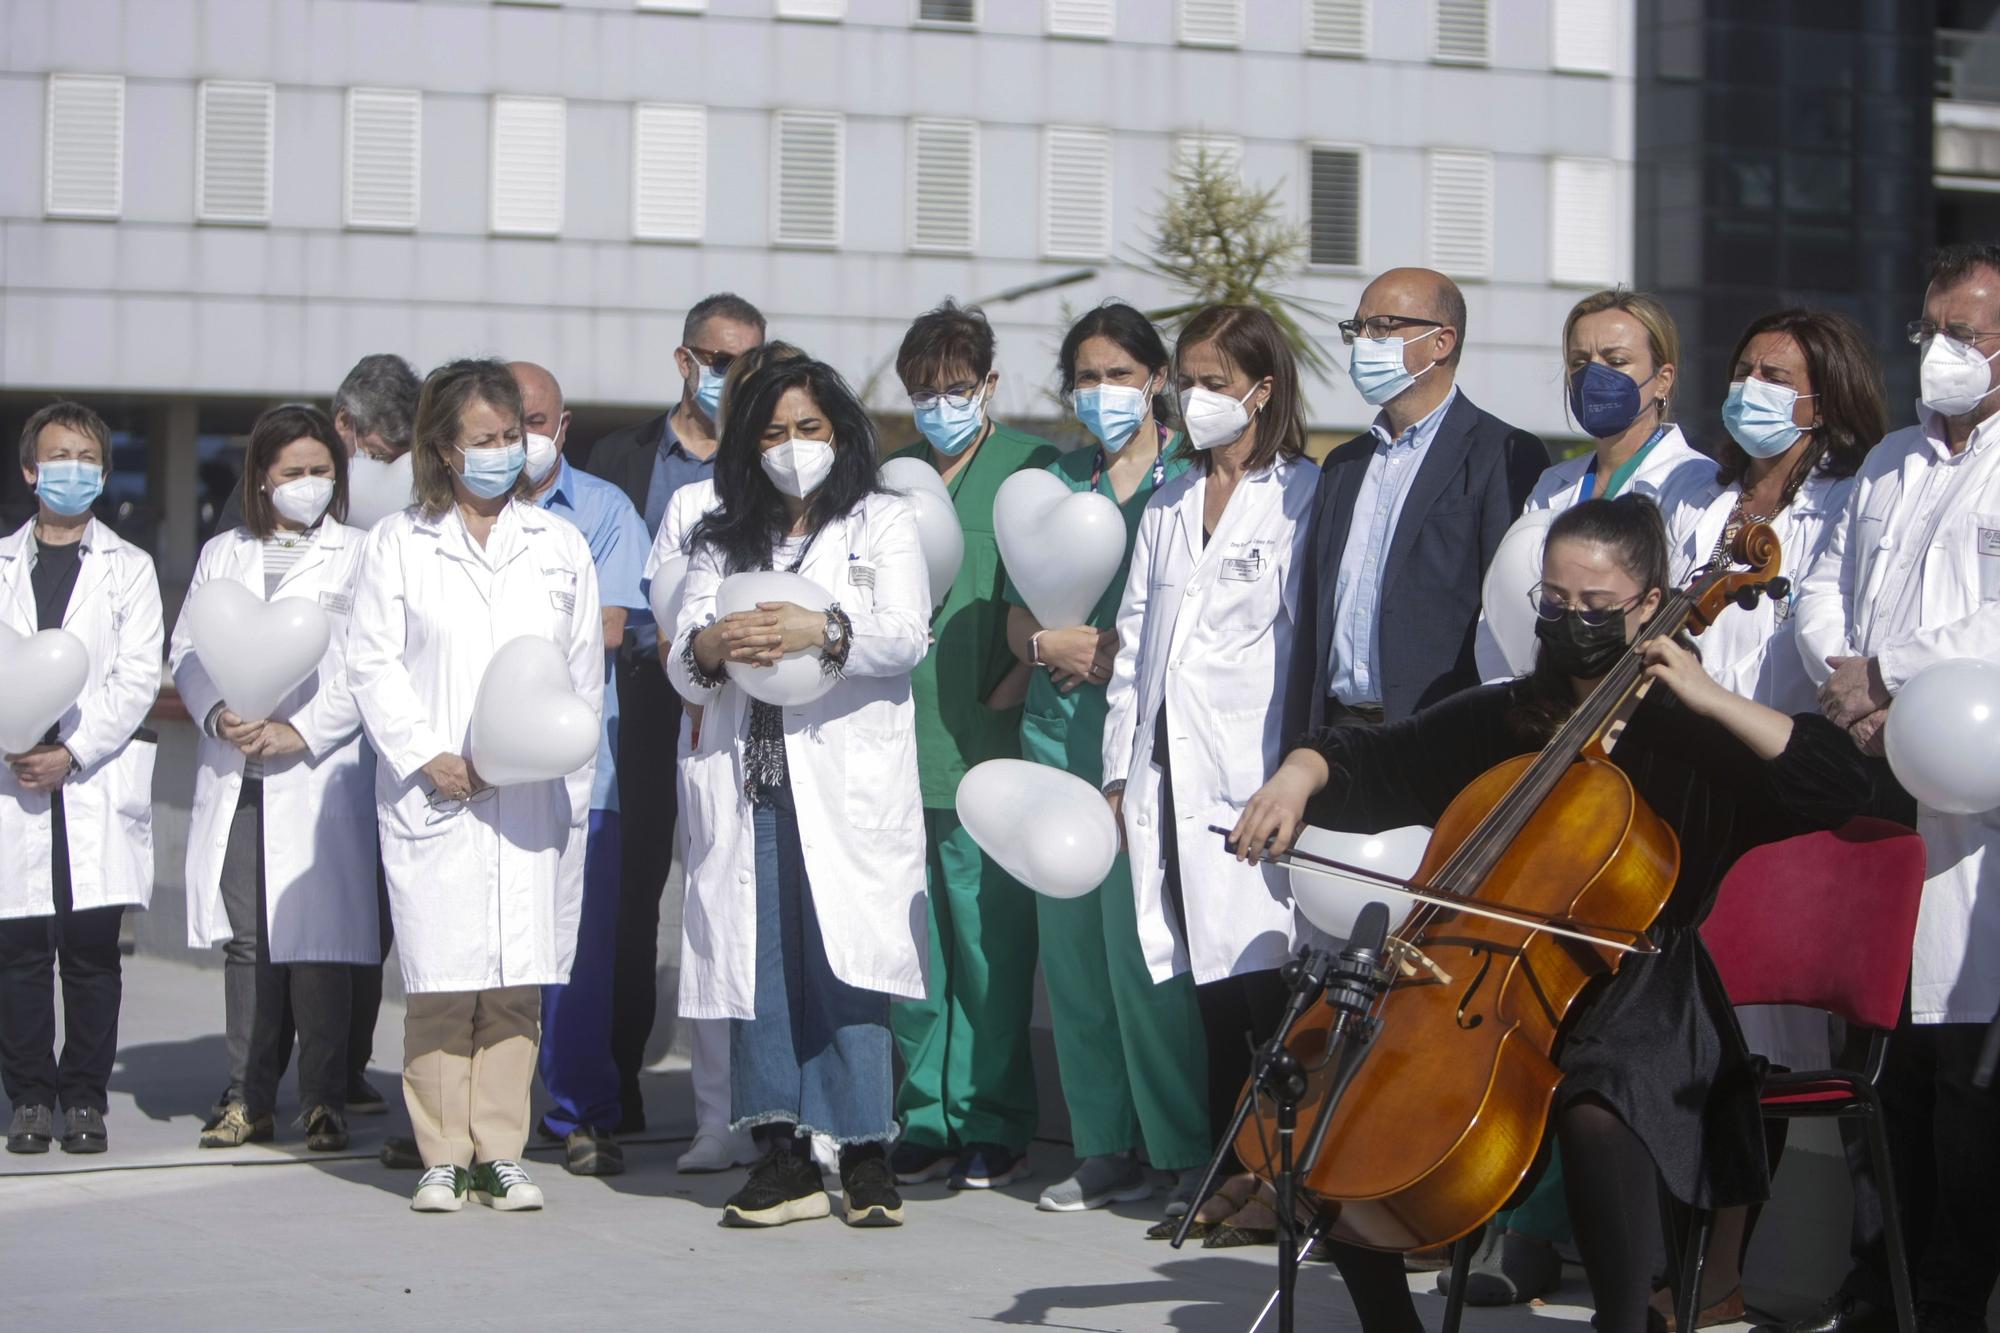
xmin=1 ymin=955 xmax=1837 ymax=1331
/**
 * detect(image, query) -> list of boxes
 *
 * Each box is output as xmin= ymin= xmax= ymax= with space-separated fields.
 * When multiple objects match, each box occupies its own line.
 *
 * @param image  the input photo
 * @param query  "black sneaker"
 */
xmin=949 ymin=1142 xmax=1026 ymax=1190
xmin=303 ymin=1105 xmax=349 ymax=1153
xmin=840 ymin=1152 xmax=905 ymax=1227
xmin=380 ymin=1136 xmax=424 ymax=1170
xmin=6 ymin=1104 xmax=53 ymax=1154
xmin=722 ymin=1148 xmax=831 ymax=1228
xmin=888 ymin=1139 xmax=956 ymax=1185
xmin=60 ymin=1106 xmax=106 ymax=1154
xmin=564 ymin=1126 xmax=626 ymax=1177
xmin=346 ymin=1075 xmax=389 ymax=1117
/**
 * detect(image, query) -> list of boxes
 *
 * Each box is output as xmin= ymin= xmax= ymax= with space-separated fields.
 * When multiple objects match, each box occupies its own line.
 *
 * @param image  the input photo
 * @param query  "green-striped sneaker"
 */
xmin=411 ymin=1164 xmax=470 ymax=1213
xmin=469 ymin=1159 xmax=544 ymax=1212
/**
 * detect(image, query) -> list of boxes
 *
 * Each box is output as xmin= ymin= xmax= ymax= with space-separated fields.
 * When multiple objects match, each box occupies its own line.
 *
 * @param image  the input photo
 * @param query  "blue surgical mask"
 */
xmin=456 ymin=443 xmax=525 ymax=499
xmin=1722 ymin=377 xmax=1814 ymax=459
xmin=1568 ymin=361 xmax=1660 ymax=439
xmin=693 ymin=364 xmax=726 ymax=421
xmin=1075 ymin=384 xmax=1150 ymax=453
xmin=34 ymin=459 xmax=104 ymax=517
xmin=1347 ymin=329 xmax=1441 ymax=406
xmin=913 ymin=384 xmax=989 ymax=457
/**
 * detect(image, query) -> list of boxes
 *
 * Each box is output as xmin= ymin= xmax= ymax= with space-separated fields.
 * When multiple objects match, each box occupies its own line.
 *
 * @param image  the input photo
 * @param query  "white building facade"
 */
xmin=2 ymin=0 xmax=1635 ymax=582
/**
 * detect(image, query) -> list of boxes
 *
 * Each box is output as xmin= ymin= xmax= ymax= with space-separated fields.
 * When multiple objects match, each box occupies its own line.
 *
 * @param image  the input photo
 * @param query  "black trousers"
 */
xmin=1844 ymin=1016 xmax=2000 ymax=1324
xmin=345 ymin=864 xmax=390 ymax=1087
xmin=230 ymin=784 xmax=352 ymax=1117
xmin=610 ymin=650 xmax=681 ymax=1130
xmin=0 ymin=791 xmax=124 ymax=1113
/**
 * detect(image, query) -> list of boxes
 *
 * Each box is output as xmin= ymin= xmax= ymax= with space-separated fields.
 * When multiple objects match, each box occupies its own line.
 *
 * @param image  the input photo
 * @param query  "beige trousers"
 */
xmin=402 ymin=986 xmax=541 ymax=1169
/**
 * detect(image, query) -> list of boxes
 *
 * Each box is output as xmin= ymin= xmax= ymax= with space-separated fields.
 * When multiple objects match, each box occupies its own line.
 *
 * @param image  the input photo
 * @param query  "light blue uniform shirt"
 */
xmin=539 ymin=457 xmax=649 ymax=812
xmin=1327 ymin=385 xmax=1459 ymax=707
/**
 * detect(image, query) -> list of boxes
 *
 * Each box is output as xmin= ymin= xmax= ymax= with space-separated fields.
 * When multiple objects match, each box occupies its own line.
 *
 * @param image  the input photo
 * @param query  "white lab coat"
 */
xmin=1474 ymin=424 xmax=1722 ymax=681
xmin=0 ymin=519 xmax=162 ymax=919
xmin=645 ymin=479 xmax=718 ymax=761
xmin=667 ymin=491 xmax=931 ymax=1020
xmin=347 ymin=501 xmax=603 ymax=994
xmin=170 ymin=523 xmax=380 ymax=964
xmin=1101 ymin=458 xmax=1320 ymax=986
xmin=1795 ymin=416 xmax=2000 ymax=1025
xmin=1670 ymin=472 xmax=1855 ymax=1069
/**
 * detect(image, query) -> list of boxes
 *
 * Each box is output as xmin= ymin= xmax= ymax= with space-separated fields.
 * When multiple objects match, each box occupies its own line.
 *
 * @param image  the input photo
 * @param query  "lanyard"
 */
xmin=1091 ymin=426 xmax=1173 ymax=491
xmin=1580 ymin=426 xmax=1667 ymax=502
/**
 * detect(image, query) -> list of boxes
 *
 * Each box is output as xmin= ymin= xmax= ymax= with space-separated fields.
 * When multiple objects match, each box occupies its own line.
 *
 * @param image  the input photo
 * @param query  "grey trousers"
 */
xmin=219 ymin=789 xmax=261 ymax=1104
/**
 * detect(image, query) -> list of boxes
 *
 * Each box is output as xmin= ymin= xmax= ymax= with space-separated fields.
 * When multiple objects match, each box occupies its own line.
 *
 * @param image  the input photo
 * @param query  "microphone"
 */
xmin=1324 ymin=901 xmax=1390 ymax=1020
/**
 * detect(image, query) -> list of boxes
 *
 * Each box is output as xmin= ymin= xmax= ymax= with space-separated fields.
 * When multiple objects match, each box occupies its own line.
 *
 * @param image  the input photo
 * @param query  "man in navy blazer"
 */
xmin=1285 ymin=268 xmax=1548 ymax=737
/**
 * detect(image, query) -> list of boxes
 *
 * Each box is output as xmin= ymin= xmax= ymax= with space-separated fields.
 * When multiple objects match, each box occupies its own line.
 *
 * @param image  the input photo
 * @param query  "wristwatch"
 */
xmin=822 ymin=610 xmax=847 ymax=654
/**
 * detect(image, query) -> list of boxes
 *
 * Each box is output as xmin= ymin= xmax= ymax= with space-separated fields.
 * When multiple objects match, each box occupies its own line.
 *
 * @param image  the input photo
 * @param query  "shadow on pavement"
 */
xmin=988 ymin=1254 xmax=1352 ymax=1332
xmin=108 ymin=1034 xmax=230 ymax=1121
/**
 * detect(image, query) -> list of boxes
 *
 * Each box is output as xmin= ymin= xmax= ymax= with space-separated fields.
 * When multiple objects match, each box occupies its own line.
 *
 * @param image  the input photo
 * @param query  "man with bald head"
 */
xmin=1284 ymin=267 xmax=1548 ymax=734
xmin=507 ymin=360 xmax=650 ymax=1177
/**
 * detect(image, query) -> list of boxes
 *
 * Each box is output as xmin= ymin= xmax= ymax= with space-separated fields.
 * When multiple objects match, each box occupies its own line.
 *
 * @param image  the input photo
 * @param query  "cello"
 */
xmin=1232 ymin=521 xmax=1787 ymax=1253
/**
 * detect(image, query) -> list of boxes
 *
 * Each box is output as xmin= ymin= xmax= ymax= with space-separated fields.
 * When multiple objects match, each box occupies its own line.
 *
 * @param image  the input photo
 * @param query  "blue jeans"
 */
xmin=538 ymin=809 xmax=624 ymax=1135
xmin=731 ymin=789 xmax=894 ymax=1144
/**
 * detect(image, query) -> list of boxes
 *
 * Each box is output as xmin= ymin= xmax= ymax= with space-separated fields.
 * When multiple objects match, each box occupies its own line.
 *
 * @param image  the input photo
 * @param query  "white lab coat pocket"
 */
xmin=844 ymin=725 xmax=915 ymax=831
xmin=112 ymin=735 xmax=157 ymax=832
xmin=1971 ymin=513 xmax=2000 ymax=602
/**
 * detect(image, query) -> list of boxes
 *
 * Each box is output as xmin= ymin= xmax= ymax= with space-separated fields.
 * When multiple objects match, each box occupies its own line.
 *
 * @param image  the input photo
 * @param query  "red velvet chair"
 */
xmin=1669 ymin=817 xmax=1926 ymax=1333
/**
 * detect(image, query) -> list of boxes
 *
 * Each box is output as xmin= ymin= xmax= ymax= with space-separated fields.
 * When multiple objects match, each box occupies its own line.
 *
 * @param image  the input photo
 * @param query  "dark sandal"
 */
xmin=1203 ymin=1223 xmax=1278 ymax=1249
xmin=1147 ymin=1217 xmax=1217 ymax=1241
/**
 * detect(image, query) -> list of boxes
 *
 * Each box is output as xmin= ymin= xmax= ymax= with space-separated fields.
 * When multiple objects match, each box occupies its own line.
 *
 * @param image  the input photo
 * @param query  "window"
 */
xmin=909 ymin=118 xmax=978 ymax=254
xmin=490 ymin=95 xmax=565 ymax=237
xmin=1173 ymin=132 xmax=1242 ymax=182
xmin=1552 ymin=0 xmax=1614 ymax=74
xmin=1549 ymin=157 xmax=1615 ymax=285
xmin=1307 ymin=147 xmax=1362 ymax=268
xmin=916 ymin=0 xmax=977 ymax=24
xmin=344 ymin=88 xmax=420 ymax=231
xmin=1432 ymin=0 xmax=1490 ymax=65
xmin=772 ymin=110 xmax=844 ymax=248
xmin=1177 ymin=0 xmax=1242 ymax=47
xmin=778 ymin=0 xmax=845 ymax=17
xmin=1426 ymin=149 xmax=1492 ymax=278
xmin=633 ymin=103 xmax=705 ymax=241
xmin=1046 ymin=0 xmax=1112 ymax=38
xmin=44 ymin=74 xmax=123 ymax=220
xmin=1042 ymin=125 xmax=1111 ymax=260
xmin=197 ymin=81 xmax=275 ymax=225
xmin=1305 ymin=0 xmax=1367 ymax=57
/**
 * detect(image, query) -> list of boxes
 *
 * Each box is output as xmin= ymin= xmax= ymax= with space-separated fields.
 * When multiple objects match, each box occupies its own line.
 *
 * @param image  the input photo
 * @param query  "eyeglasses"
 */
xmin=425 ymin=786 xmax=496 ymax=826
xmin=907 ymin=386 xmax=982 ymax=411
xmin=1337 ymin=315 xmax=1443 ymax=346
xmin=1906 ymin=320 xmax=2000 ymax=347
xmin=1528 ymin=583 xmax=1643 ymax=627
xmin=683 ymin=345 xmax=736 ymax=373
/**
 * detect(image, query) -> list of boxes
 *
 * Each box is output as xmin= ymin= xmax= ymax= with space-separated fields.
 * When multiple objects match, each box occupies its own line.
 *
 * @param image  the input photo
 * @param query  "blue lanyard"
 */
xmin=1580 ymin=425 xmax=1667 ymax=502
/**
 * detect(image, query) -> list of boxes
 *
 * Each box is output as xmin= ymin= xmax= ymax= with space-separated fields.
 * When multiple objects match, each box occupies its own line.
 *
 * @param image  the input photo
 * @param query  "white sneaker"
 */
xmin=677 ymin=1127 xmax=755 ymax=1174
xmin=411 ymin=1164 xmax=469 ymax=1213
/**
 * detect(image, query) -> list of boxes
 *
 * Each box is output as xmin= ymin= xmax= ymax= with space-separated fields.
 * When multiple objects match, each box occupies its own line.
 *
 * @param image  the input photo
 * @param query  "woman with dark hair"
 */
xmin=172 ymin=404 xmax=379 ymax=1153
xmin=349 ymin=358 xmax=604 ymax=1213
xmin=668 ymin=357 xmax=929 ymax=1230
xmin=1099 ymin=304 xmax=1317 ymax=1244
xmin=1234 ymin=495 xmax=1879 ymax=1333
xmin=999 ymin=302 xmax=1210 ymax=1218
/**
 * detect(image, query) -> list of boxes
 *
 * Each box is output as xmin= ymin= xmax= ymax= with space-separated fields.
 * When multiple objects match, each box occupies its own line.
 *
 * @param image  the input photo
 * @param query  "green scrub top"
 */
xmin=889 ymin=422 xmax=1062 ymax=809
xmin=1003 ymin=435 xmax=1191 ymax=786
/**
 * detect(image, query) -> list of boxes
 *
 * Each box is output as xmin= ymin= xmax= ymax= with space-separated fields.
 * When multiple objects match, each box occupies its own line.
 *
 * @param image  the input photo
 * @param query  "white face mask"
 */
xmin=761 ymin=436 xmax=836 ymax=499
xmin=269 ymin=476 xmax=335 ymax=528
xmin=523 ymin=431 xmax=561 ymax=483
xmin=1919 ymin=332 xmax=2000 ymax=418
xmin=1180 ymin=384 xmax=1261 ymax=451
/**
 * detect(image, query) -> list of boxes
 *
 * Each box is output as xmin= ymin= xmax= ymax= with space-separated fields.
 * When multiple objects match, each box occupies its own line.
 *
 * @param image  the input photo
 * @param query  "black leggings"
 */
xmin=1330 ymin=1096 xmax=1664 ymax=1333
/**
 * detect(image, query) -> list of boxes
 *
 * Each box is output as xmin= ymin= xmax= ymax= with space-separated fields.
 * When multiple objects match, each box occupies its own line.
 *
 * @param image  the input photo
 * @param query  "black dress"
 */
xmin=1301 ymin=680 xmax=1877 ymax=1209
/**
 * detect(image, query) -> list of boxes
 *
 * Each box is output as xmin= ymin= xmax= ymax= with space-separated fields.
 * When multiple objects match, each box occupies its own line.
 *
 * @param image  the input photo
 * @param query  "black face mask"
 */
xmin=1534 ymin=609 xmax=1630 ymax=680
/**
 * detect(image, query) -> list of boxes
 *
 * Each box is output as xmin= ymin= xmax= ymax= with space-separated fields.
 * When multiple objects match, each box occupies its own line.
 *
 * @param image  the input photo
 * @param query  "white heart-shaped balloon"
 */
xmin=345 ymin=451 xmax=414 ymax=530
xmin=184 ymin=579 xmax=332 ymax=722
xmin=648 ymin=553 xmax=690 ymax=651
xmin=1886 ymin=658 xmax=2000 ymax=815
xmin=1288 ymin=824 xmax=1432 ymax=941
xmin=956 ymin=758 xmax=1119 ymax=899
xmin=716 ymin=570 xmax=836 ymax=707
xmin=993 ymin=469 xmax=1127 ymax=630
xmin=880 ymin=457 xmax=964 ymax=606
xmin=1480 ymin=509 xmax=1556 ymax=678
xmin=469 ymin=635 xmax=601 ymax=786
xmin=0 ymin=623 xmax=90 ymax=754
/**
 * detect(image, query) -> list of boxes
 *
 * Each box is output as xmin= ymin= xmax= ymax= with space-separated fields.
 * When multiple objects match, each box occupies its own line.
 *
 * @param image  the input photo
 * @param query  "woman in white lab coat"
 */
xmin=171 ymin=404 xmax=379 ymax=1153
xmin=1099 ymin=305 xmax=1318 ymax=1244
xmin=0 ymin=402 xmax=163 ymax=1157
xmin=1662 ymin=309 xmax=1883 ymax=1319
xmin=668 ymin=356 xmax=928 ymax=1230
xmin=348 ymin=359 xmax=603 ymax=1214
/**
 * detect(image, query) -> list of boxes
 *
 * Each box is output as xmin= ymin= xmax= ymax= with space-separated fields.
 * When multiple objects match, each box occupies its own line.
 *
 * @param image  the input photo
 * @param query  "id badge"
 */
xmin=1220 ymin=548 xmax=1266 ymax=582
